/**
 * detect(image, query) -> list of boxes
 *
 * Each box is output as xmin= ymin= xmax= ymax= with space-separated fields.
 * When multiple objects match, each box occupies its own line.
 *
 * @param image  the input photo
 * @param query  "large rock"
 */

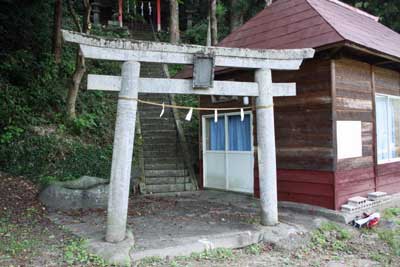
xmin=39 ymin=176 xmax=109 ymax=210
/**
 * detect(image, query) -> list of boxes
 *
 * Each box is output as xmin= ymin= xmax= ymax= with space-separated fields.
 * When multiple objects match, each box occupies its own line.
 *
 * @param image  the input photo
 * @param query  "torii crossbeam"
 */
xmin=62 ymin=30 xmax=314 ymax=243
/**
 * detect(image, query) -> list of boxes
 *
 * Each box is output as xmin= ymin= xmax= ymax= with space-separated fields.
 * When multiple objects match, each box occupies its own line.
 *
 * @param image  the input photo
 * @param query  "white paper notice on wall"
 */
xmin=337 ymin=120 xmax=363 ymax=159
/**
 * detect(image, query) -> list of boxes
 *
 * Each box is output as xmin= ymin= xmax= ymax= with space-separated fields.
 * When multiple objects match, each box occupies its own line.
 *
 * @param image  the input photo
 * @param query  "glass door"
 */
xmin=203 ymin=112 xmax=254 ymax=193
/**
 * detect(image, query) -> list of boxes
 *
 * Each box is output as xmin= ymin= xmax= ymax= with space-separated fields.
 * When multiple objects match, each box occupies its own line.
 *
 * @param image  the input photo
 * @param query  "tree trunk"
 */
xmin=206 ymin=14 xmax=211 ymax=46
xmin=169 ymin=0 xmax=180 ymax=44
xmin=52 ymin=0 xmax=63 ymax=64
xmin=65 ymin=0 xmax=91 ymax=120
xmin=210 ymin=0 xmax=218 ymax=45
xmin=229 ymin=0 xmax=243 ymax=32
xmin=66 ymin=54 xmax=86 ymax=119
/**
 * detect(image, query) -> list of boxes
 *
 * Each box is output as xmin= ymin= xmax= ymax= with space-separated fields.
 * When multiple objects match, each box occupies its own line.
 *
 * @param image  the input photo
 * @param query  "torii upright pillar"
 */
xmin=106 ymin=61 xmax=140 ymax=242
xmin=255 ymin=69 xmax=278 ymax=226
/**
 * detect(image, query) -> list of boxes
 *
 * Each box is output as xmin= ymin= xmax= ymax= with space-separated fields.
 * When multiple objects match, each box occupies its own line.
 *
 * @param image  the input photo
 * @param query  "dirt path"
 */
xmin=1 ymin=172 xmax=399 ymax=267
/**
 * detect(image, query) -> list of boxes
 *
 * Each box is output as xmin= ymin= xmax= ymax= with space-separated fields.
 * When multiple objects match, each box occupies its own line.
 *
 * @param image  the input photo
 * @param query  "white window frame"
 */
xmin=376 ymin=93 xmax=400 ymax=164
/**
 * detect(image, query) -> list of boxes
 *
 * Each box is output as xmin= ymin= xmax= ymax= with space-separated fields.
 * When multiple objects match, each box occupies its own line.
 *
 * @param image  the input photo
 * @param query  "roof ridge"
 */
xmin=325 ymin=0 xmax=379 ymax=21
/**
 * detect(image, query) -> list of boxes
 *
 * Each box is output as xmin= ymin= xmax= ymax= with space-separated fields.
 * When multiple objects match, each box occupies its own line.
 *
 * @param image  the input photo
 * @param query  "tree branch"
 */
xmin=67 ymin=0 xmax=82 ymax=33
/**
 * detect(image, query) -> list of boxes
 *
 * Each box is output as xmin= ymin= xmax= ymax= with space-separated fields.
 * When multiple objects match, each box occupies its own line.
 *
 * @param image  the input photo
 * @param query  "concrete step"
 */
xmin=143 ymin=183 xmax=195 ymax=193
xmin=145 ymin=176 xmax=191 ymax=185
xmin=144 ymin=162 xmax=185 ymax=170
xmin=145 ymin=169 xmax=188 ymax=177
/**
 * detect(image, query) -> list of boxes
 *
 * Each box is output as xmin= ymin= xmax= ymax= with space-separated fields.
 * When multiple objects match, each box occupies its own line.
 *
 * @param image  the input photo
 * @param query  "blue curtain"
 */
xmin=209 ymin=117 xmax=225 ymax=150
xmin=228 ymin=114 xmax=251 ymax=151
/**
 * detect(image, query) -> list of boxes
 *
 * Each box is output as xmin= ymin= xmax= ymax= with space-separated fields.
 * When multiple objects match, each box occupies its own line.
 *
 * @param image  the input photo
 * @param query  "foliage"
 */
xmin=0 ymin=132 xmax=113 ymax=185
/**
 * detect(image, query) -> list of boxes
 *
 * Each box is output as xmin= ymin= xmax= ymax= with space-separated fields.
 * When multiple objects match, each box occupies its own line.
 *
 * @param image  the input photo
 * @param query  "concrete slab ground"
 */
xmin=48 ymin=190 xmax=333 ymax=265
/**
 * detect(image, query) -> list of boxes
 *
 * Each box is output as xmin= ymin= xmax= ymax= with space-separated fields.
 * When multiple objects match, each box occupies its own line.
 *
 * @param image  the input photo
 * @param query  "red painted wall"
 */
xmin=376 ymin=162 xmax=400 ymax=194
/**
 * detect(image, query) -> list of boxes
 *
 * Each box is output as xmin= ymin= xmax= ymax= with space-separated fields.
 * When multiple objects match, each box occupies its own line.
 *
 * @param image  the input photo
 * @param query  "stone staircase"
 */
xmin=130 ymin=31 xmax=197 ymax=194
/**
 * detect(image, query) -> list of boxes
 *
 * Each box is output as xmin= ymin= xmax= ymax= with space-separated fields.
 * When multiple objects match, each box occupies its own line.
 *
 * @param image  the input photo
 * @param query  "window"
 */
xmin=205 ymin=116 xmax=225 ymax=151
xmin=228 ymin=114 xmax=251 ymax=151
xmin=376 ymin=94 xmax=400 ymax=163
xmin=205 ymin=113 xmax=252 ymax=152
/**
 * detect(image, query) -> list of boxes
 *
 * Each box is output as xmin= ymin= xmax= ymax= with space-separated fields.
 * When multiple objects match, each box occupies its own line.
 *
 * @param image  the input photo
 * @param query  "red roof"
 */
xmin=218 ymin=0 xmax=400 ymax=61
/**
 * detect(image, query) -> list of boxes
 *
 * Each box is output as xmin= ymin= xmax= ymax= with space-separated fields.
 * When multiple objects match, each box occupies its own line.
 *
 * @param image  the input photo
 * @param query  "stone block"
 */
xmin=368 ymin=191 xmax=387 ymax=201
xmin=39 ymin=176 xmax=109 ymax=210
xmin=348 ymin=196 xmax=367 ymax=206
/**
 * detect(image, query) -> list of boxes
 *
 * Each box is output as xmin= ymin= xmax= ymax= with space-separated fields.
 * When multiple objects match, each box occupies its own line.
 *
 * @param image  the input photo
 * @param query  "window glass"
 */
xmin=376 ymin=95 xmax=400 ymax=162
xmin=206 ymin=117 xmax=225 ymax=151
xmin=228 ymin=114 xmax=251 ymax=151
xmin=389 ymin=98 xmax=400 ymax=159
xmin=376 ymin=95 xmax=389 ymax=161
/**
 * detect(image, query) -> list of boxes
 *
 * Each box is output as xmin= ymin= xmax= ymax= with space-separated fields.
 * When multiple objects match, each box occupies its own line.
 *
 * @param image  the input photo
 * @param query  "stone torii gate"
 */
xmin=62 ymin=30 xmax=314 ymax=243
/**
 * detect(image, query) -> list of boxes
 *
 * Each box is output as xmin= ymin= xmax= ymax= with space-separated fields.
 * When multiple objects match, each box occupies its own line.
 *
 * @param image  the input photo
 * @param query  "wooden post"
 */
xmin=118 ymin=0 xmax=123 ymax=27
xmin=156 ymin=0 xmax=161 ymax=32
xmin=106 ymin=61 xmax=140 ymax=243
xmin=255 ymin=68 xmax=278 ymax=226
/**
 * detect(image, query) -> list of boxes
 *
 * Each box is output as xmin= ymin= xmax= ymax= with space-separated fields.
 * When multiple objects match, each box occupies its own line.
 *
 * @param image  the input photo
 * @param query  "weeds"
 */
xmin=310 ymin=222 xmax=352 ymax=252
xmin=63 ymin=239 xmax=107 ymax=266
xmin=245 ymin=243 xmax=263 ymax=255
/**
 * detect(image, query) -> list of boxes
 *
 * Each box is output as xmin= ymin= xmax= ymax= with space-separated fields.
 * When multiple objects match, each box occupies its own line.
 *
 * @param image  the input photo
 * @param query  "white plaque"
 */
xmin=337 ymin=121 xmax=363 ymax=159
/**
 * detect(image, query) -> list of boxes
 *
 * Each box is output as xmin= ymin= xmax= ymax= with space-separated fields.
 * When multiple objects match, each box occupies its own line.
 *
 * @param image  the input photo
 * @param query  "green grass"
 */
xmin=244 ymin=243 xmax=263 ymax=255
xmin=0 ymin=216 xmax=40 ymax=257
xmin=383 ymin=208 xmax=400 ymax=220
xmin=63 ymin=239 xmax=107 ymax=266
xmin=189 ymin=248 xmax=235 ymax=261
xmin=310 ymin=222 xmax=352 ymax=252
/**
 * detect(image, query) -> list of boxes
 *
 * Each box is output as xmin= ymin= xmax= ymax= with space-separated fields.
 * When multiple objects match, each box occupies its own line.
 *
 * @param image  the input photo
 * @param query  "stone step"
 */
xmin=143 ymin=150 xmax=181 ymax=158
xmin=145 ymin=176 xmax=191 ymax=185
xmin=140 ymin=116 xmax=175 ymax=123
xmin=141 ymin=125 xmax=176 ymax=132
xmin=144 ymin=162 xmax=185 ymax=170
xmin=145 ymin=169 xmax=188 ymax=177
xmin=144 ymin=157 xmax=183 ymax=164
xmin=142 ymin=135 xmax=177 ymax=142
xmin=143 ymin=145 xmax=178 ymax=153
xmin=143 ymin=183 xmax=195 ymax=194
xmin=141 ymin=129 xmax=178 ymax=135
xmin=138 ymin=109 xmax=174 ymax=116
xmin=141 ymin=121 xmax=176 ymax=129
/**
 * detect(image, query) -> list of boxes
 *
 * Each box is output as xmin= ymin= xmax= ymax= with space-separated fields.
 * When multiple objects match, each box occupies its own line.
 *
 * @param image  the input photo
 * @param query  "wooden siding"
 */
xmin=376 ymin=162 xmax=400 ymax=194
xmin=334 ymin=167 xmax=375 ymax=209
xmin=333 ymin=58 xmax=400 ymax=208
xmin=278 ymin=169 xmax=335 ymax=209
xmin=273 ymin=59 xmax=334 ymax=171
xmin=335 ymin=58 xmax=374 ymax=171
xmin=374 ymin=66 xmax=400 ymax=96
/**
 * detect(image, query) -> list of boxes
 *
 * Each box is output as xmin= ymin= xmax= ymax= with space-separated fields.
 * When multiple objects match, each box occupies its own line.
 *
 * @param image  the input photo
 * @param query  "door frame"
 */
xmin=202 ymin=111 xmax=254 ymax=193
